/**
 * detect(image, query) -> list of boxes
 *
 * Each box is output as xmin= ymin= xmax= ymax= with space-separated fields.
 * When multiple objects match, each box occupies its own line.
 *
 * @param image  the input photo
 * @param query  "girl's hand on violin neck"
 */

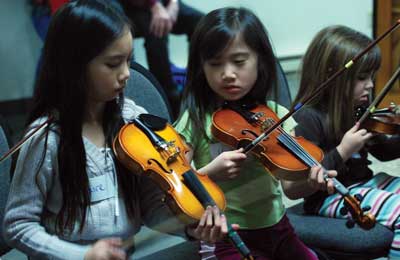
xmin=85 ymin=238 xmax=126 ymax=260
xmin=201 ymin=148 xmax=246 ymax=181
xmin=308 ymin=166 xmax=337 ymax=194
xmin=186 ymin=205 xmax=234 ymax=243
xmin=337 ymin=122 xmax=373 ymax=161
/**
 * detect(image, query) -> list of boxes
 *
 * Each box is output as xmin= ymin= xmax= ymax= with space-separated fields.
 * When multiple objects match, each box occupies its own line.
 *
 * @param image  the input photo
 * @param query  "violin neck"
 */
xmin=182 ymin=170 xmax=216 ymax=207
xmin=327 ymin=175 xmax=350 ymax=196
xmin=226 ymin=225 xmax=252 ymax=259
xmin=182 ymin=170 xmax=252 ymax=259
xmin=276 ymin=131 xmax=350 ymax=196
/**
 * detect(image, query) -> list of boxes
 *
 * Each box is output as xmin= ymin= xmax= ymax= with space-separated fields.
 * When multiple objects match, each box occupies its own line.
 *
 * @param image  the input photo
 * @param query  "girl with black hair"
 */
xmin=3 ymin=1 xmax=228 ymax=259
xmin=174 ymin=7 xmax=336 ymax=260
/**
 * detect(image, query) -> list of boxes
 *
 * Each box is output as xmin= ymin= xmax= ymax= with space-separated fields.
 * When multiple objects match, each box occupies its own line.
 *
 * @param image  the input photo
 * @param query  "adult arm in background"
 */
xmin=149 ymin=0 xmax=173 ymax=37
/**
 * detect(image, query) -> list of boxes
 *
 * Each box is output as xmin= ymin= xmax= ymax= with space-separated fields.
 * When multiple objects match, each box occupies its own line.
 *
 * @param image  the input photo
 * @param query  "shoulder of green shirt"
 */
xmin=266 ymin=100 xmax=297 ymax=133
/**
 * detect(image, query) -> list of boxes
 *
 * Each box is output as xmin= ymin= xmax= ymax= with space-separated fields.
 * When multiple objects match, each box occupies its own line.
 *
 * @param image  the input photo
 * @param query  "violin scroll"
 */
xmin=341 ymin=194 xmax=375 ymax=230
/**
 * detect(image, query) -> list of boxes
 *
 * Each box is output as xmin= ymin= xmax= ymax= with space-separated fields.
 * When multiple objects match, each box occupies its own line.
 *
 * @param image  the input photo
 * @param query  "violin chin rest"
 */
xmin=137 ymin=113 xmax=168 ymax=131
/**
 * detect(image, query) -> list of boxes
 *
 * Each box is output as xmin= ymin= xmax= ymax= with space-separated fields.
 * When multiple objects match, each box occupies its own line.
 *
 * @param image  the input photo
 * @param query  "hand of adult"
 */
xmin=150 ymin=2 xmax=173 ymax=37
xmin=166 ymin=0 xmax=179 ymax=24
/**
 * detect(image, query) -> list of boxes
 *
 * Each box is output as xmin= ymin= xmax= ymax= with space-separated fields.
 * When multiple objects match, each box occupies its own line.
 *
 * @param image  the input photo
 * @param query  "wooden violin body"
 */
xmin=212 ymin=104 xmax=324 ymax=181
xmin=113 ymin=114 xmax=225 ymax=224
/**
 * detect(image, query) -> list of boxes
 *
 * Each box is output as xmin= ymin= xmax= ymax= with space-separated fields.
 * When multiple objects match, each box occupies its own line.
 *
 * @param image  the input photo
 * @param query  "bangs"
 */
xmin=199 ymin=24 xmax=240 ymax=62
xmin=356 ymin=46 xmax=381 ymax=74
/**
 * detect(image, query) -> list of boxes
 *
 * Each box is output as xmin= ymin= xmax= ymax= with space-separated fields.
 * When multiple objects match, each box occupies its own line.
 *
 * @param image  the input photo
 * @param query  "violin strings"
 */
xmin=264 ymin=118 xmax=319 ymax=168
xmin=279 ymin=130 xmax=319 ymax=167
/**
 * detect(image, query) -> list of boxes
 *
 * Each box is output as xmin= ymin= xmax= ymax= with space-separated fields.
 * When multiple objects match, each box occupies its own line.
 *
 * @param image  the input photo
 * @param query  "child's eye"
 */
xmin=357 ymin=71 xmax=376 ymax=81
xmin=106 ymin=62 xmax=121 ymax=68
xmin=234 ymin=59 xmax=246 ymax=65
xmin=208 ymin=61 xmax=221 ymax=67
xmin=357 ymin=74 xmax=368 ymax=80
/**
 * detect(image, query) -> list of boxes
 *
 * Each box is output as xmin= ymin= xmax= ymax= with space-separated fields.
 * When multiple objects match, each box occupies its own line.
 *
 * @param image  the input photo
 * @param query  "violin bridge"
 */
xmin=250 ymin=112 xmax=272 ymax=132
xmin=261 ymin=118 xmax=274 ymax=132
xmin=165 ymin=141 xmax=180 ymax=164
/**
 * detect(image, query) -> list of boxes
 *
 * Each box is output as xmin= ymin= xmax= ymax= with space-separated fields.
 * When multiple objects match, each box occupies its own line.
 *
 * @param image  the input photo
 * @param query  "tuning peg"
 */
xmin=362 ymin=205 xmax=371 ymax=212
xmin=354 ymin=194 xmax=363 ymax=202
xmin=346 ymin=219 xmax=355 ymax=228
xmin=340 ymin=207 xmax=348 ymax=216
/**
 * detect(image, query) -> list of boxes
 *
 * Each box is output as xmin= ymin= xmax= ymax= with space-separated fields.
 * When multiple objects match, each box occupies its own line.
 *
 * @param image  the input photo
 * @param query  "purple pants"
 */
xmin=200 ymin=214 xmax=317 ymax=260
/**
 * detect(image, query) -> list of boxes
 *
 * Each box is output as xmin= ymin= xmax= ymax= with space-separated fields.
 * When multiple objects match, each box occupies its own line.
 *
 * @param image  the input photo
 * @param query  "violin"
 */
xmin=113 ymin=114 xmax=254 ymax=259
xmin=356 ymin=103 xmax=400 ymax=135
xmin=212 ymin=103 xmax=375 ymax=230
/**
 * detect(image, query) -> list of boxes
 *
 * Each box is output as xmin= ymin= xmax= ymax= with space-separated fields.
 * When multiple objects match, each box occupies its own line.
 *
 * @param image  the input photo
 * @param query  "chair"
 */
xmin=267 ymin=60 xmax=293 ymax=109
xmin=136 ymin=240 xmax=199 ymax=260
xmin=0 ymin=121 xmax=12 ymax=256
xmin=125 ymin=61 xmax=173 ymax=123
xmin=287 ymin=202 xmax=393 ymax=259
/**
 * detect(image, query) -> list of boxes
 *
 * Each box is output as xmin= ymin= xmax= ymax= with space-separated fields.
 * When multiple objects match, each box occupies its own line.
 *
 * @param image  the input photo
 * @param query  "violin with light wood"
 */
xmin=113 ymin=113 xmax=254 ymax=259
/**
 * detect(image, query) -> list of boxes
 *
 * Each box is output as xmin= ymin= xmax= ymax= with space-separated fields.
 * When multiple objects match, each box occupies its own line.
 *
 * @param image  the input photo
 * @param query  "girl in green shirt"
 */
xmin=174 ymin=6 xmax=336 ymax=260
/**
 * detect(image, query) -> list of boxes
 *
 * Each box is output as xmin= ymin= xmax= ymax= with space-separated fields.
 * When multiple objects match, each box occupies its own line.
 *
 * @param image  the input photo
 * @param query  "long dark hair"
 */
xmin=293 ymin=25 xmax=381 ymax=144
xmin=178 ymin=7 xmax=277 ymax=143
xmin=29 ymin=0 xmax=136 ymax=234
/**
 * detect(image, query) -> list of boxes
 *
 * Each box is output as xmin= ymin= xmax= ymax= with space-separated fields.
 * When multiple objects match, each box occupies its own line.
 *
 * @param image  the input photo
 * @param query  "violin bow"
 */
xmin=358 ymin=65 xmax=400 ymax=124
xmin=243 ymin=19 xmax=400 ymax=154
xmin=0 ymin=116 xmax=53 ymax=164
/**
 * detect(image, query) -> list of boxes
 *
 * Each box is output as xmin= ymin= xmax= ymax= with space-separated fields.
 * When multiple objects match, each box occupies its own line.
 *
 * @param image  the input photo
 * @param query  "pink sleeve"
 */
xmin=49 ymin=0 xmax=70 ymax=14
xmin=127 ymin=0 xmax=159 ymax=8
